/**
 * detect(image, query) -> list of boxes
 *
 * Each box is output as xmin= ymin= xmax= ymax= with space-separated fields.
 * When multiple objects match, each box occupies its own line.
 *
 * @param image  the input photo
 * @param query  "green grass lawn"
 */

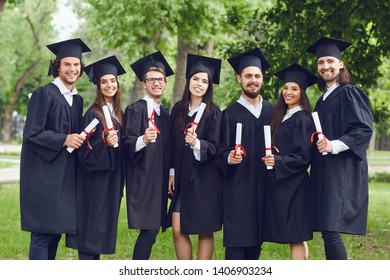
xmin=0 ymin=182 xmax=389 ymax=260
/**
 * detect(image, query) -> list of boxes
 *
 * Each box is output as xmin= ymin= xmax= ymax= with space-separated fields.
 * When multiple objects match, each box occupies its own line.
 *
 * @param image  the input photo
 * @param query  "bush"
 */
xmin=369 ymin=172 xmax=390 ymax=183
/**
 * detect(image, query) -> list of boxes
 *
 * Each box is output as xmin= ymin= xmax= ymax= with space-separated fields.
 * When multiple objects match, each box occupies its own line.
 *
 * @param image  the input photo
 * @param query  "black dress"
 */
xmin=66 ymin=104 xmax=124 ymax=254
xmin=122 ymin=99 xmax=172 ymax=231
xmin=263 ymin=110 xmax=314 ymax=244
xmin=166 ymin=102 xmax=223 ymax=234
xmin=310 ymin=84 xmax=373 ymax=235
xmin=216 ymin=100 xmax=274 ymax=247
xmin=20 ymin=83 xmax=82 ymax=234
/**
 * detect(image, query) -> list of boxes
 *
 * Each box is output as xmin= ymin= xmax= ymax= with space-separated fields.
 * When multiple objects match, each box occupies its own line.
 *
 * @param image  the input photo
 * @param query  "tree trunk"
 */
xmin=1 ymin=61 xmax=40 ymax=142
xmin=171 ymin=36 xmax=198 ymax=107
xmin=200 ymin=40 xmax=214 ymax=56
xmin=0 ymin=0 xmax=6 ymax=22
xmin=129 ymin=76 xmax=144 ymax=104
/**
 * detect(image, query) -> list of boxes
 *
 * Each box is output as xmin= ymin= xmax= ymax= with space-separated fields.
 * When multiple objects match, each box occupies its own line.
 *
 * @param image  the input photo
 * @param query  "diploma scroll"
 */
xmin=311 ymin=112 xmax=328 ymax=155
xmin=147 ymin=99 xmax=156 ymax=143
xmin=235 ymin=123 xmax=242 ymax=155
xmin=193 ymin=102 xmax=207 ymax=132
xmin=264 ymin=125 xmax=273 ymax=170
xmin=102 ymin=105 xmax=118 ymax=148
xmin=67 ymin=118 xmax=100 ymax=153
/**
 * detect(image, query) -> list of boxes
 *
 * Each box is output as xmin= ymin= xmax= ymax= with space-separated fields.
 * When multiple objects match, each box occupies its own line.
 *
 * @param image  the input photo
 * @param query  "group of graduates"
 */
xmin=19 ymin=36 xmax=373 ymax=261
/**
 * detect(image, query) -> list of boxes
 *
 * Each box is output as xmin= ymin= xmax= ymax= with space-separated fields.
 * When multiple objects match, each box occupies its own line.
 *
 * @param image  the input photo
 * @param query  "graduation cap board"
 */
xmin=186 ymin=54 xmax=222 ymax=84
xmin=130 ymin=51 xmax=174 ymax=81
xmin=46 ymin=38 xmax=91 ymax=61
xmin=306 ymin=37 xmax=352 ymax=59
xmin=84 ymin=56 xmax=126 ymax=85
xmin=274 ymin=63 xmax=317 ymax=91
xmin=227 ymin=47 xmax=271 ymax=74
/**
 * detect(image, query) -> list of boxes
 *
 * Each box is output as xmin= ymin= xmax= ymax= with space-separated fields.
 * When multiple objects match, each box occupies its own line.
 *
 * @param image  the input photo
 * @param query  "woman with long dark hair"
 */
xmin=167 ymin=54 xmax=223 ymax=259
xmin=66 ymin=56 xmax=126 ymax=260
xmin=262 ymin=63 xmax=316 ymax=259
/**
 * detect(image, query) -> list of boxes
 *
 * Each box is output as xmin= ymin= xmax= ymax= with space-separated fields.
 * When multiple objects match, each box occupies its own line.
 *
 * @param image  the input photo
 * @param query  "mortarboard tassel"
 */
xmin=274 ymin=78 xmax=280 ymax=99
xmin=47 ymin=59 xmax=52 ymax=77
xmin=88 ymin=66 xmax=95 ymax=84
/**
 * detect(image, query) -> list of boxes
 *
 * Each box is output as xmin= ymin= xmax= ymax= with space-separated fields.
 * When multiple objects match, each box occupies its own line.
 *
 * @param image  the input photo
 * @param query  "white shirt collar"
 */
xmin=52 ymin=77 xmax=78 ymax=106
xmin=323 ymin=82 xmax=339 ymax=100
xmin=52 ymin=77 xmax=78 ymax=95
xmin=282 ymin=105 xmax=303 ymax=122
xmin=237 ymin=95 xmax=263 ymax=118
xmin=143 ymin=95 xmax=160 ymax=116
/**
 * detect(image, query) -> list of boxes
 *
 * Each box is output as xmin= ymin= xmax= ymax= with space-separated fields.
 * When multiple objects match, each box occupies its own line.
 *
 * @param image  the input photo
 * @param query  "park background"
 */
xmin=0 ymin=0 xmax=389 ymax=260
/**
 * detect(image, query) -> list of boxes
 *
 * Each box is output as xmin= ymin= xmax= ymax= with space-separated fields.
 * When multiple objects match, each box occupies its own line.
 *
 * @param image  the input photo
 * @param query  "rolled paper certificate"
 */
xmin=102 ymin=105 xmax=118 ymax=148
xmin=67 ymin=118 xmax=100 ymax=153
xmin=193 ymin=102 xmax=207 ymax=132
xmin=235 ymin=123 xmax=242 ymax=155
xmin=264 ymin=125 xmax=273 ymax=170
xmin=147 ymin=98 xmax=156 ymax=143
xmin=311 ymin=112 xmax=328 ymax=155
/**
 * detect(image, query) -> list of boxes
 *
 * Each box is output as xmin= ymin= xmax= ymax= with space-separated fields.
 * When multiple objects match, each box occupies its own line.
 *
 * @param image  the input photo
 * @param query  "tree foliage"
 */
xmin=76 ymin=0 xmax=271 ymax=106
xmin=0 ymin=0 xmax=57 ymax=141
xmin=221 ymin=0 xmax=390 ymax=117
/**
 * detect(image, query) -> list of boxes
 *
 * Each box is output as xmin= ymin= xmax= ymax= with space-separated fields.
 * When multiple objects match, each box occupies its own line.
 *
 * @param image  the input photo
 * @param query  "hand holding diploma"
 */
xmin=102 ymin=105 xmax=118 ymax=148
xmin=185 ymin=129 xmax=198 ymax=147
xmin=311 ymin=112 xmax=328 ymax=155
xmin=67 ymin=118 xmax=99 ymax=153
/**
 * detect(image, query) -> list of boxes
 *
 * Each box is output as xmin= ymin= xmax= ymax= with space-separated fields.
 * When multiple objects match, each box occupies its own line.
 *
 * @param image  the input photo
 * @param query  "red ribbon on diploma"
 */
xmin=265 ymin=146 xmax=280 ymax=153
xmin=233 ymin=144 xmax=247 ymax=157
xmin=183 ymin=121 xmax=198 ymax=135
xmin=148 ymin=110 xmax=161 ymax=134
xmin=83 ymin=127 xmax=96 ymax=150
xmin=310 ymin=131 xmax=326 ymax=143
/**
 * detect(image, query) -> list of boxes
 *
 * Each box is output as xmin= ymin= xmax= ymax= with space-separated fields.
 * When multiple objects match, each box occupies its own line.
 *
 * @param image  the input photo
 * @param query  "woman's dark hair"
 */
xmin=49 ymin=58 xmax=85 ymax=78
xmin=317 ymin=65 xmax=351 ymax=92
xmin=270 ymin=84 xmax=312 ymax=144
xmin=93 ymin=77 xmax=124 ymax=129
xmin=175 ymin=71 xmax=214 ymax=132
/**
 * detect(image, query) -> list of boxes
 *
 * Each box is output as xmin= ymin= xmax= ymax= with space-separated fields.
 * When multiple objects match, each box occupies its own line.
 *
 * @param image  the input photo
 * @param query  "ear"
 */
xmin=339 ymin=60 xmax=344 ymax=69
xmin=141 ymin=81 xmax=147 ymax=90
xmin=236 ymin=74 xmax=242 ymax=84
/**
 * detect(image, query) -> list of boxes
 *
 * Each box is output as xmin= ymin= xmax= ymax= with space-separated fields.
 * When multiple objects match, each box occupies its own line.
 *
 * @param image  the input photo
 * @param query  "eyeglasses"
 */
xmin=145 ymin=77 xmax=166 ymax=84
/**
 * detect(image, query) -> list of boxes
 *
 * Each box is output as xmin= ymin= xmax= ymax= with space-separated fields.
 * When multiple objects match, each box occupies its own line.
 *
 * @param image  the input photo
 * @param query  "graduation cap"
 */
xmin=274 ymin=63 xmax=317 ymax=92
xmin=306 ymin=37 xmax=352 ymax=59
xmin=186 ymin=54 xmax=222 ymax=84
xmin=227 ymin=47 xmax=271 ymax=74
xmin=46 ymin=38 xmax=91 ymax=61
xmin=130 ymin=51 xmax=174 ymax=81
xmin=84 ymin=55 xmax=126 ymax=85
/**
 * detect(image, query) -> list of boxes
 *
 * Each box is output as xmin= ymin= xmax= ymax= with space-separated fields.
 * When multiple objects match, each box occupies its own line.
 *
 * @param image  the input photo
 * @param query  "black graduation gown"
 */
xmin=66 ymin=105 xmax=124 ymax=254
xmin=166 ymin=102 xmax=223 ymax=234
xmin=310 ymin=84 xmax=373 ymax=235
xmin=216 ymin=100 xmax=274 ymax=247
xmin=20 ymin=83 xmax=82 ymax=234
xmin=122 ymin=99 xmax=172 ymax=231
xmin=263 ymin=111 xmax=314 ymax=244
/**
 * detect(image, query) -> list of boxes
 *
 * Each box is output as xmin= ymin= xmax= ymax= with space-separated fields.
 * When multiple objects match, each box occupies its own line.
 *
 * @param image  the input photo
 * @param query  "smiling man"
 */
xmin=216 ymin=48 xmax=274 ymax=260
xmin=123 ymin=51 xmax=174 ymax=260
xmin=20 ymin=38 xmax=91 ymax=260
xmin=306 ymin=37 xmax=373 ymax=260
